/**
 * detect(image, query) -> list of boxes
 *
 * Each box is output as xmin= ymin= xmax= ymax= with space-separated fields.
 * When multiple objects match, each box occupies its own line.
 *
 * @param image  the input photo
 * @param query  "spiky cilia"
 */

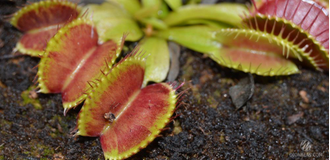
xmin=213 ymin=28 xmax=300 ymax=76
xmin=242 ymin=0 xmax=329 ymax=70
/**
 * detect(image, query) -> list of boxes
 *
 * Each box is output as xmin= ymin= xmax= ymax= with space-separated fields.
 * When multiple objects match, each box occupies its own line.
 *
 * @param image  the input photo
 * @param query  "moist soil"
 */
xmin=0 ymin=1 xmax=329 ymax=159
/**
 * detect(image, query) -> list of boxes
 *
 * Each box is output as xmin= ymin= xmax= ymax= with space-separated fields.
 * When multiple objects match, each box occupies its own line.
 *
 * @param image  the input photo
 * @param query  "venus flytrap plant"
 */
xmin=10 ymin=1 xmax=184 ymax=159
xmin=84 ymin=0 xmax=249 ymax=85
xmin=8 ymin=0 xmax=329 ymax=159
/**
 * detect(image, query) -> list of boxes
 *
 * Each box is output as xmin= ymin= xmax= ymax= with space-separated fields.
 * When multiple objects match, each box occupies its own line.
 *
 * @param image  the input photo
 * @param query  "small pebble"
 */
xmin=317 ymin=86 xmax=326 ymax=92
xmin=53 ymin=153 xmax=64 ymax=160
xmin=299 ymin=90 xmax=309 ymax=103
xmin=299 ymin=102 xmax=309 ymax=109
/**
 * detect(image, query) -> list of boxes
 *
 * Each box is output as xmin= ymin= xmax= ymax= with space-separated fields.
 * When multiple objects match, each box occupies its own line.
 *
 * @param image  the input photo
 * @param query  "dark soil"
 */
xmin=0 ymin=1 xmax=329 ymax=160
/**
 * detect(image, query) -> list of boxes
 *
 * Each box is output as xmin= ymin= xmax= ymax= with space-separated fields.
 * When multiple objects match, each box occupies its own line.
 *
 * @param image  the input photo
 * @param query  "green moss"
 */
xmin=0 ymin=144 xmax=4 ymax=150
xmin=0 ymin=155 xmax=4 ymax=160
xmin=213 ymin=90 xmax=221 ymax=97
xmin=219 ymin=132 xmax=225 ymax=143
xmin=50 ymin=132 xmax=58 ymax=138
xmin=172 ymin=120 xmax=182 ymax=134
xmin=0 ymin=119 xmax=12 ymax=125
xmin=42 ymin=147 xmax=54 ymax=156
xmin=21 ymin=85 xmax=42 ymax=110
xmin=47 ymin=100 xmax=53 ymax=106
xmin=1 ymin=119 xmax=13 ymax=134
xmin=51 ymin=115 xmax=69 ymax=133
xmin=36 ymin=144 xmax=54 ymax=156
xmin=23 ymin=141 xmax=54 ymax=157
xmin=206 ymin=96 xmax=217 ymax=108
xmin=23 ymin=151 xmax=30 ymax=155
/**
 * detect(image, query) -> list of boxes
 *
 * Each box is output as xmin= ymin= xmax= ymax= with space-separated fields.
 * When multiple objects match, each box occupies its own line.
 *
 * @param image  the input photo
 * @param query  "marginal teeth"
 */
xmin=63 ymin=108 xmax=68 ymax=116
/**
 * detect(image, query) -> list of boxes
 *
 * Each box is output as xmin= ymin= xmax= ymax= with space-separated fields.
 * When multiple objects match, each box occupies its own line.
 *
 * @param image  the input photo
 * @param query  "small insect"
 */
xmin=104 ymin=112 xmax=116 ymax=123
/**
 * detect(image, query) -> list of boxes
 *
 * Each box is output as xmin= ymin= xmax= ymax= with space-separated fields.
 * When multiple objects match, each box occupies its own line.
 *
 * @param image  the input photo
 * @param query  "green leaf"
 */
xmin=81 ymin=2 xmax=130 ymax=21
xmin=134 ymin=0 xmax=162 ymax=19
xmin=164 ymin=0 xmax=182 ymax=11
xmin=155 ymin=25 xmax=223 ymax=53
xmin=139 ymin=17 xmax=168 ymax=30
xmin=186 ymin=0 xmax=201 ymax=5
xmin=158 ymin=1 xmax=170 ymax=19
xmin=97 ymin=18 xmax=143 ymax=42
xmin=178 ymin=19 xmax=233 ymax=29
xmin=106 ymin=0 xmax=141 ymax=15
xmin=82 ymin=2 xmax=143 ymax=43
xmin=142 ymin=0 xmax=161 ymax=8
xmin=139 ymin=37 xmax=170 ymax=86
xmin=163 ymin=3 xmax=249 ymax=27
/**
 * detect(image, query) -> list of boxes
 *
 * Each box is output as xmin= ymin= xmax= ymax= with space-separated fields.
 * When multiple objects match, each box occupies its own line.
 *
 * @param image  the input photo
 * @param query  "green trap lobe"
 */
xmin=215 ymin=48 xmax=298 ymax=75
xmin=213 ymin=28 xmax=299 ymax=76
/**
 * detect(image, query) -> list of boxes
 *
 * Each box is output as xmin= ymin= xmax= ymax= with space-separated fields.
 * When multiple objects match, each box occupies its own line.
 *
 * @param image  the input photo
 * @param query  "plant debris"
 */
xmin=167 ymin=42 xmax=181 ymax=82
xmin=229 ymin=74 xmax=254 ymax=109
xmin=287 ymin=111 xmax=304 ymax=125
